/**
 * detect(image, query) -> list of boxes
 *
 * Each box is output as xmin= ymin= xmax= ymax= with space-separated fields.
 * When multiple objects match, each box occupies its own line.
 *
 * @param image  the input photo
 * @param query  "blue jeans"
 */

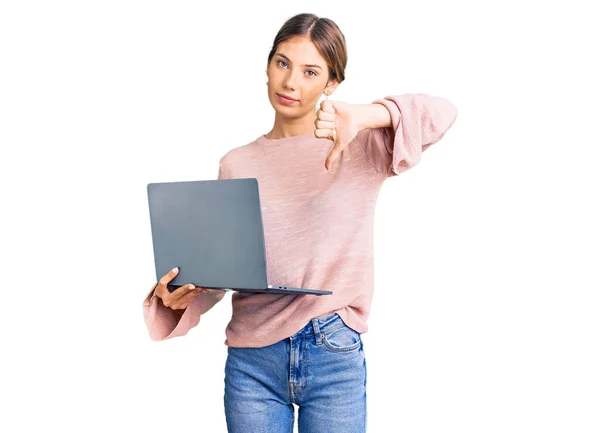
xmin=224 ymin=312 xmax=367 ymax=433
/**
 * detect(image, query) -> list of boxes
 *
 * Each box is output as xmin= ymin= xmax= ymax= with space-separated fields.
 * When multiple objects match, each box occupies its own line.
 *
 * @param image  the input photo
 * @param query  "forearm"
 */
xmin=353 ymin=103 xmax=392 ymax=130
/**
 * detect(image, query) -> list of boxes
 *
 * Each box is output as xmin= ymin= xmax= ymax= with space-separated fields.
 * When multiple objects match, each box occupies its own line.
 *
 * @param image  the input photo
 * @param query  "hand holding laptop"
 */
xmin=154 ymin=267 xmax=207 ymax=310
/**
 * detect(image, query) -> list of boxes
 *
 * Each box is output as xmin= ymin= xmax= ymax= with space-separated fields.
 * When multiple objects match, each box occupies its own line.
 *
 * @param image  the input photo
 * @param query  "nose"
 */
xmin=283 ymin=69 xmax=297 ymax=91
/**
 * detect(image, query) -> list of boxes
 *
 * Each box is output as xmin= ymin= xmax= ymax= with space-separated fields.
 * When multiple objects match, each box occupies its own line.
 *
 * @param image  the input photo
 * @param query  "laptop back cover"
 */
xmin=147 ymin=178 xmax=268 ymax=291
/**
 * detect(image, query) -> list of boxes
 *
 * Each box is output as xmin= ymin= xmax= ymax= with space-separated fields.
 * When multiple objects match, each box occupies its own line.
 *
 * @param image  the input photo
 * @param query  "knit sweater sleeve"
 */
xmin=141 ymin=157 xmax=230 ymax=341
xmin=355 ymin=93 xmax=458 ymax=177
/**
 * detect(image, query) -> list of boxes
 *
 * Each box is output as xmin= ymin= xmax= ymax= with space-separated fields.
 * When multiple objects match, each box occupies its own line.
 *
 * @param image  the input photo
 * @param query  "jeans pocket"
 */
xmin=323 ymin=325 xmax=362 ymax=352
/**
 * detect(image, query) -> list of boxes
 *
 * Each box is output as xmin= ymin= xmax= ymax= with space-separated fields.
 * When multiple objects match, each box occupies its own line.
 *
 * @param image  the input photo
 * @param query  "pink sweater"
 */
xmin=142 ymin=93 xmax=458 ymax=347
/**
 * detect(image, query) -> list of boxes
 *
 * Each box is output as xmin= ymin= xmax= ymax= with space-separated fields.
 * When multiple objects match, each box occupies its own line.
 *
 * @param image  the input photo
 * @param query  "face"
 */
xmin=266 ymin=35 xmax=338 ymax=117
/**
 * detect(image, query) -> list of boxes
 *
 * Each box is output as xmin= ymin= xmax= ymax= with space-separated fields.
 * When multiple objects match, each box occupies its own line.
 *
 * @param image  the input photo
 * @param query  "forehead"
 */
xmin=276 ymin=36 xmax=325 ymax=66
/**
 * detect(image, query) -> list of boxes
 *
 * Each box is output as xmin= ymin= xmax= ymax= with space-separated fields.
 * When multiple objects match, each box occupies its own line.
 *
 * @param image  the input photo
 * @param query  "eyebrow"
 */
xmin=275 ymin=53 xmax=322 ymax=69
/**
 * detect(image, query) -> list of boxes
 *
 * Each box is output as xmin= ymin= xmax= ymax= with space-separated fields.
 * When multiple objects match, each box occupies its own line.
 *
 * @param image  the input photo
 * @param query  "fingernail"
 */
xmin=172 ymin=267 xmax=179 ymax=273
xmin=188 ymin=284 xmax=195 ymax=290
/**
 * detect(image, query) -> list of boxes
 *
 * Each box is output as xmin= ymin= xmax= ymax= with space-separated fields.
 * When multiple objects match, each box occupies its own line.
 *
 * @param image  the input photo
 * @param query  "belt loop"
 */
xmin=311 ymin=318 xmax=324 ymax=345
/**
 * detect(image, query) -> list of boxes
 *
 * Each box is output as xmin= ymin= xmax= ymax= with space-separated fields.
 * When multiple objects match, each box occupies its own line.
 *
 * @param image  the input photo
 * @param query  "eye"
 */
xmin=277 ymin=60 xmax=316 ymax=77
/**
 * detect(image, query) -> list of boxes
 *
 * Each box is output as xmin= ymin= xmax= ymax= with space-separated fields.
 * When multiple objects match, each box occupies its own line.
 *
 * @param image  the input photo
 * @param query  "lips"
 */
xmin=276 ymin=93 xmax=298 ymax=102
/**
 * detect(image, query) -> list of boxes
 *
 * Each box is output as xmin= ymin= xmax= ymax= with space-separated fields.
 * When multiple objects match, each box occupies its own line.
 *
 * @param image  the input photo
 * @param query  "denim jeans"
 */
xmin=224 ymin=312 xmax=367 ymax=433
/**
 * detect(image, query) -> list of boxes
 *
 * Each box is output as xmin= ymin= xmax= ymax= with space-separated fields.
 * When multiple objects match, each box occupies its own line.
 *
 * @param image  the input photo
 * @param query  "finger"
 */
xmin=163 ymin=285 xmax=195 ymax=307
xmin=314 ymin=128 xmax=335 ymax=140
xmin=317 ymin=110 xmax=336 ymax=122
xmin=170 ymin=287 xmax=207 ymax=310
xmin=315 ymin=120 xmax=335 ymax=130
xmin=171 ymin=282 xmax=199 ymax=300
xmin=319 ymin=100 xmax=335 ymax=114
xmin=156 ymin=267 xmax=180 ymax=294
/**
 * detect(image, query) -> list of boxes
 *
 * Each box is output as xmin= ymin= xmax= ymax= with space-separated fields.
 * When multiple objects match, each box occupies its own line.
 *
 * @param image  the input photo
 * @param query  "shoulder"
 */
xmin=220 ymin=139 xmax=257 ymax=163
xmin=219 ymin=137 xmax=263 ymax=172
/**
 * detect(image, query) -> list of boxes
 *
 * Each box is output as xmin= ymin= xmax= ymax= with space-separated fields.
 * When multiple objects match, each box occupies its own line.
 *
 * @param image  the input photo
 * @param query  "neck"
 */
xmin=265 ymin=110 xmax=317 ymax=139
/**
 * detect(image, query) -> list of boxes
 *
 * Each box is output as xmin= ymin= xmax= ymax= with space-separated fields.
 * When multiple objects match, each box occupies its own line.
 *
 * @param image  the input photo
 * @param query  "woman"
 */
xmin=143 ymin=12 xmax=458 ymax=433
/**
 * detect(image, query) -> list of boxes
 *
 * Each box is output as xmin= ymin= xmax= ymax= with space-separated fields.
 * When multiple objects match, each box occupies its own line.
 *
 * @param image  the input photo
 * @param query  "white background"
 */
xmin=2 ymin=1 xmax=599 ymax=432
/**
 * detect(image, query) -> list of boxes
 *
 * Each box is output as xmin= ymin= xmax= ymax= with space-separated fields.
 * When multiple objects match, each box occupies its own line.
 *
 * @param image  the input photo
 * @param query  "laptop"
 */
xmin=146 ymin=178 xmax=332 ymax=296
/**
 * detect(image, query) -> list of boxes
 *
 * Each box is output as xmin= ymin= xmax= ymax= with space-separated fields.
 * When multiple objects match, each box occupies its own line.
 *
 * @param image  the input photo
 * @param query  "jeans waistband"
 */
xmin=290 ymin=313 xmax=345 ymax=340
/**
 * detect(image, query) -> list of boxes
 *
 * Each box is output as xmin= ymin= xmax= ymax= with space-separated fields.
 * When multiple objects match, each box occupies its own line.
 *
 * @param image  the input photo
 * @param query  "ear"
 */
xmin=326 ymin=78 xmax=340 ymax=94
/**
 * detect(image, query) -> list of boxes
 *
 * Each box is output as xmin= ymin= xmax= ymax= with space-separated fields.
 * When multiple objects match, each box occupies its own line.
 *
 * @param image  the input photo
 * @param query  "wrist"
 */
xmin=353 ymin=103 xmax=392 ymax=130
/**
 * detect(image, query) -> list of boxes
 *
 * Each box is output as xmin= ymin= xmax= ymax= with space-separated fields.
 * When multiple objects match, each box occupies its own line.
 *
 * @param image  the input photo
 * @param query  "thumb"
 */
xmin=321 ymin=99 xmax=335 ymax=114
xmin=325 ymin=138 xmax=342 ymax=171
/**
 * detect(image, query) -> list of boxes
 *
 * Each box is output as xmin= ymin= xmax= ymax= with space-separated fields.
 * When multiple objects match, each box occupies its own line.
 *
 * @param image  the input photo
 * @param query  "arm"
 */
xmin=354 ymin=93 xmax=459 ymax=177
xmin=354 ymin=103 xmax=393 ymax=130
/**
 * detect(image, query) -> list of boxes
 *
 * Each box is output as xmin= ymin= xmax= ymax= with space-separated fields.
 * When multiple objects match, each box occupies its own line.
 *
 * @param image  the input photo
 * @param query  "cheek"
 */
xmin=306 ymin=86 xmax=323 ymax=103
